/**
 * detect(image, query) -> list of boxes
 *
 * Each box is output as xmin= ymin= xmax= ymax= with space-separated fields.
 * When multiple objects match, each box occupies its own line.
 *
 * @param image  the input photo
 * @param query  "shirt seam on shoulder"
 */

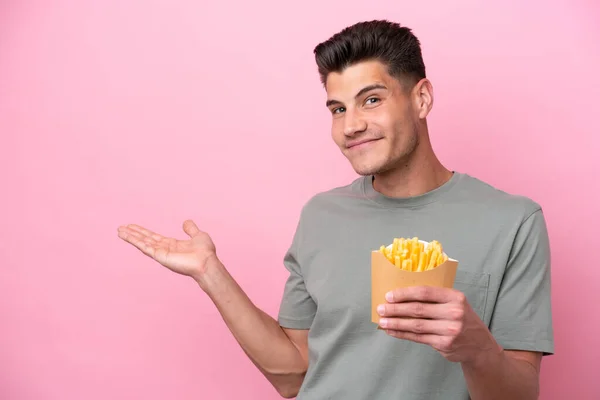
xmin=522 ymin=207 xmax=542 ymax=224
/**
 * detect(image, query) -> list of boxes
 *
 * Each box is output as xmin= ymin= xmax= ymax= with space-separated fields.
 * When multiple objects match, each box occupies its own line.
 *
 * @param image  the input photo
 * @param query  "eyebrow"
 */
xmin=326 ymin=83 xmax=388 ymax=107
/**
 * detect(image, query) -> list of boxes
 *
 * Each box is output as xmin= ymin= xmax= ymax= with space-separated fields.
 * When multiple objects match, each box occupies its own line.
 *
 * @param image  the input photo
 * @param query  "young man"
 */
xmin=118 ymin=20 xmax=554 ymax=399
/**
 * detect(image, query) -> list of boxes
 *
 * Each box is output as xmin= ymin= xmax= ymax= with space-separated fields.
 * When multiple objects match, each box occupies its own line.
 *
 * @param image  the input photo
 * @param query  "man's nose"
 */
xmin=343 ymin=110 xmax=367 ymax=136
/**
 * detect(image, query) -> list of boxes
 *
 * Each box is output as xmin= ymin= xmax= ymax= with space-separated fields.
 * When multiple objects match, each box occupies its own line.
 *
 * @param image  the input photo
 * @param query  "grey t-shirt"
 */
xmin=277 ymin=171 xmax=554 ymax=400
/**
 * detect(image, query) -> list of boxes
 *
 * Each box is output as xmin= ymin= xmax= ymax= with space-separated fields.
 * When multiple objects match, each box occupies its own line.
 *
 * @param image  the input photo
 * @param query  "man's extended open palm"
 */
xmin=117 ymin=220 xmax=216 ymax=280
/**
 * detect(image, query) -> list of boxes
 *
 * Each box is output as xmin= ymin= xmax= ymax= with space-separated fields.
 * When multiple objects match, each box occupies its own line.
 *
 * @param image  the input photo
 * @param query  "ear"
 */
xmin=412 ymin=78 xmax=434 ymax=119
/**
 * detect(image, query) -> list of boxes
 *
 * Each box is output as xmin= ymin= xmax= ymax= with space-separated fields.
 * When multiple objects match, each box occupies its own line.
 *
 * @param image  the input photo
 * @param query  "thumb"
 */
xmin=182 ymin=219 xmax=201 ymax=238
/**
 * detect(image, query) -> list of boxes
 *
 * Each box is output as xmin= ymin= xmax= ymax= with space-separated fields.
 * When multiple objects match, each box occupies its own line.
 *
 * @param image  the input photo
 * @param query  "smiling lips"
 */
xmin=346 ymin=137 xmax=382 ymax=149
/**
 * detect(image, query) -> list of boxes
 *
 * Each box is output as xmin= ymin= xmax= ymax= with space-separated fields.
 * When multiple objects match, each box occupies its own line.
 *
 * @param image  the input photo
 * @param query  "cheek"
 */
xmin=372 ymin=110 xmax=396 ymax=133
xmin=387 ymin=115 xmax=410 ymax=140
xmin=331 ymin=121 xmax=344 ymax=146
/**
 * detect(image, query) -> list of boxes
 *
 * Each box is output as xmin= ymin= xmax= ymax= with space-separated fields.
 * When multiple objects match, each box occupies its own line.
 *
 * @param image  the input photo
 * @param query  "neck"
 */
xmin=372 ymin=139 xmax=453 ymax=198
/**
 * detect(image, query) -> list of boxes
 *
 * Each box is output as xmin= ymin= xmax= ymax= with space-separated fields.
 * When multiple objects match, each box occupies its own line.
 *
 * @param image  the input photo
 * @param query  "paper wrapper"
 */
xmin=371 ymin=240 xmax=459 ymax=326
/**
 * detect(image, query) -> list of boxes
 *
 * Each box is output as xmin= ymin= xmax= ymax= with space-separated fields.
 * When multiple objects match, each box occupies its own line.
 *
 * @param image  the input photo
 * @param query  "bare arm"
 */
xmin=462 ymin=349 xmax=541 ymax=400
xmin=117 ymin=221 xmax=308 ymax=398
xmin=201 ymin=256 xmax=309 ymax=397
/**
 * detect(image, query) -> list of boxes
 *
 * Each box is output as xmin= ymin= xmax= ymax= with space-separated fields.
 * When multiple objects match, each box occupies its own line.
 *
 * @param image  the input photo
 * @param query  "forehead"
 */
xmin=325 ymin=60 xmax=397 ymax=98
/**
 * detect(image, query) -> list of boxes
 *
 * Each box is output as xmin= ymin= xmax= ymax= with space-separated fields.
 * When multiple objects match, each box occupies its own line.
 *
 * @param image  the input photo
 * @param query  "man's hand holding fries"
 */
xmin=376 ymin=286 xmax=501 ymax=365
xmin=375 ymin=237 xmax=502 ymax=366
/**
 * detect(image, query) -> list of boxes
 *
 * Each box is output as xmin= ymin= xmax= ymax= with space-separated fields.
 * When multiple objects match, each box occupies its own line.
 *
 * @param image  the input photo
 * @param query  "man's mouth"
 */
xmin=346 ymin=137 xmax=382 ymax=149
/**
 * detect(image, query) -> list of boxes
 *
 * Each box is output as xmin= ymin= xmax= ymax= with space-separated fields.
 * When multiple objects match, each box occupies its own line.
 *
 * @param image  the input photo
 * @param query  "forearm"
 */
xmin=197 ymin=258 xmax=307 ymax=395
xmin=462 ymin=349 xmax=539 ymax=400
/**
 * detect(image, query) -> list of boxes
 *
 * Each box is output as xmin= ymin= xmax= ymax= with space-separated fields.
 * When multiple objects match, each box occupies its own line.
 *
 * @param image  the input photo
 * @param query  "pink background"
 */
xmin=1 ymin=1 xmax=599 ymax=399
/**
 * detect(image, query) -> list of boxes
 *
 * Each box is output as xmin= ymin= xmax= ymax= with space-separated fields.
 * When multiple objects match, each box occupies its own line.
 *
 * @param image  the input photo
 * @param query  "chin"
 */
xmin=349 ymin=159 xmax=388 ymax=176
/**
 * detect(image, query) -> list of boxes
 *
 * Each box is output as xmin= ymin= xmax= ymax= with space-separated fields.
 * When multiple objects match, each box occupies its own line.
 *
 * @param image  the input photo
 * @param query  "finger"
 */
xmin=377 ymin=302 xmax=453 ymax=320
xmin=118 ymin=227 xmax=146 ymax=247
xmin=386 ymin=286 xmax=456 ymax=304
xmin=182 ymin=220 xmax=201 ymax=238
xmin=127 ymin=224 xmax=163 ymax=241
xmin=119 ymin=228 xmax=157 ymax=246
xmin=136 ymin=241 xmax=156 ymax=258
xmin=379 ymin=317 xmax=461 ymax=336
xmin=118 ymin=228 xmax=156 ymax=258
xmin=385 ymin=330 xmax=447 ymax=349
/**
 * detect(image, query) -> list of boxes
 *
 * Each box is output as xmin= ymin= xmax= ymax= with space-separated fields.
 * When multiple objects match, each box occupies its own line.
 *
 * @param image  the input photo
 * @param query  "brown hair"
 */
xmin=313 ymin=20 xmax=426 ymax=89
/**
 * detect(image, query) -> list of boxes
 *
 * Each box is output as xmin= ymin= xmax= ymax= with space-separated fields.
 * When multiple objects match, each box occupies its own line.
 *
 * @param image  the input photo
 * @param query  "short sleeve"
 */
xmin=277 ymin=216 xmax=317 ymax=329
xmin=489 ymin=208 xmax=555 ymax=355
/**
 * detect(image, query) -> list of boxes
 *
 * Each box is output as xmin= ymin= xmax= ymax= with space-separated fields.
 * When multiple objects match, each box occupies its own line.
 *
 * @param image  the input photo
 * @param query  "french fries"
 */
xmin=378 ymin=237 xmax=448 ymax=272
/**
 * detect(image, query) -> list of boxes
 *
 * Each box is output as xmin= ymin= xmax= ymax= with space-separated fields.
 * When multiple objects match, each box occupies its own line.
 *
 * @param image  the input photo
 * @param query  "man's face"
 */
xmin=325 ymin=60 xmax=424 ymax=176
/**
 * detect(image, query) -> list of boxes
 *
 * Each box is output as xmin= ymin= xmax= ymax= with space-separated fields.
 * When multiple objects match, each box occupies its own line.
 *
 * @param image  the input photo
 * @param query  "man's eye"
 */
xmin=333 ymin=107 xmax=346 ymax=114
xmin=366 ymin=97 xmax=380 ymax=105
